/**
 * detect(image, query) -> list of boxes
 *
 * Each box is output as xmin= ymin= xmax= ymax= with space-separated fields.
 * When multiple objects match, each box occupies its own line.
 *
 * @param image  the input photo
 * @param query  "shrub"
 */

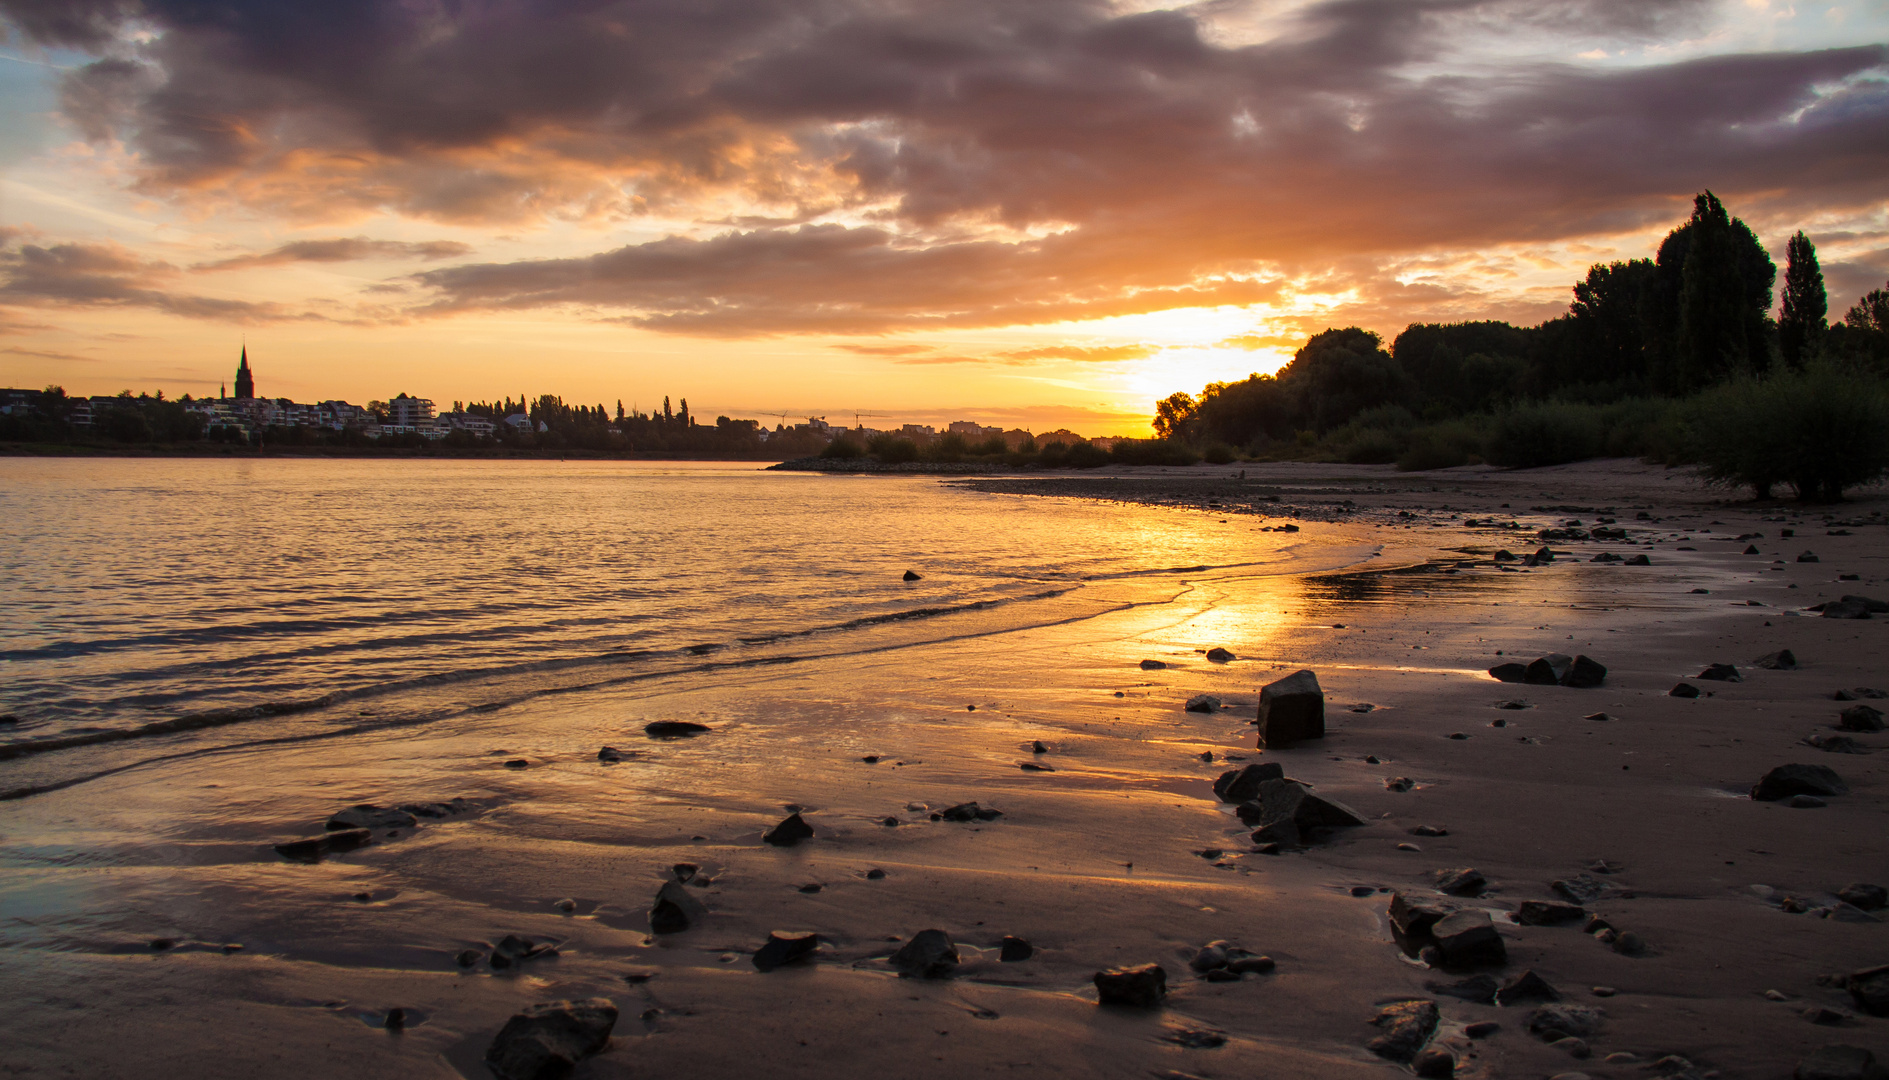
xmin=1686 ymin=366 xmax=1889 ymax=500
xmin=1067 ymin=441 xmax=1112 ymax=468
xmin=821 ymin=436 xmax=866 ymax=458
xmin=1484 ymin=402 xmax=1604 ymax=468
xmin=924 ymin=432 xmax=969 ymax=462
xmin=868 ymin=434 xmax=918 ymax=462
xmin=1396 ymin=421 xmax=1483 ymax=471
xmin=1341 ymin=428 xmax=1400 ymax=464
xmin=1111 ymin=439 xmax=1201 ymax=466
xmin=1202 ymin=442 xmax=1237 ymax=464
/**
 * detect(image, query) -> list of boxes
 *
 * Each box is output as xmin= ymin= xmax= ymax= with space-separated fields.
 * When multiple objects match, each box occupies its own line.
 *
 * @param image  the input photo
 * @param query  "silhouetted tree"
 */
xmin=1278 ymin=328 xmax=1413 ymax=433
xmin=1567 ymin=259 xmax=1655 ymax=386
xmin=1653 ymin=191 xmax=1776 ymax=391
xmin=1778 ymin=231 xmax=1827 ymax=369
xmin=1153 ymin=391 xmax=1196 ymax=439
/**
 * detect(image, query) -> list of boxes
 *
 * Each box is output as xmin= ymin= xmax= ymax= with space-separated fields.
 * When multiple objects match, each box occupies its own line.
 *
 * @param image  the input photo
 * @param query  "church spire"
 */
xmin=234 ymin=344 xmax=254 ymax=399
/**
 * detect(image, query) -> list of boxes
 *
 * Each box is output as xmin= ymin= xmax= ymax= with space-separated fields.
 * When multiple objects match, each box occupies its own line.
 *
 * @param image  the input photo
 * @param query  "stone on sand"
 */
xmin=1243 ymin=777 xmax=1364 ymax=843
xmin=1206 ymin=647 xmax=1235 ymax=662
xmin=1697 ymin=663 xmax=1741 ymax=682
xmin=649 ymin=881 xmax=705 ymax=934
xmin=1561 ymin=655 xmax=1608 ymax=688
xmin=1489 ymin=663 xmax=1529 ymax=683
xmin=1526 ymin=1003 xmax=1604 ymax=1038
xmin=1432 ymin=909 xmax=1507 ymax=967
xmin=1525 ymin=654 xmax=1572 ymax=685
xmin=890 ymin=929 xmax=959 ymax=978
xmin=1427 ymin=974 xmax=1497 ymax=1004
xmin=484 ymin=998 xmax=618 ymax=1080
xmin=1839 ymin=705 xmax=1885 ymax=732
xmin=903 ymin=570 xmax=922 ymax=580
xmin=644 ymin=720 xmax=710 ymax=737
xmin=1794 ymin=1045 xmax=1889 ymax=1080
xmin=1670 ymin=682 xmax=1701 ymax=698
xmin=1517 ymin=901 xmax=1588 ymax=926
xmin=1000 ymin=936 xmax=1034 ymax=961
xmin=1751 ymin=764 xmax=1848 ymax=802
xmin=1140 ymin=659 xmax=1166 ymax=670
xmin=936 ymin=801 xmax=1003 ymax=822
xmin=1094 ymin=963 xmax=1168 ymax=1007
xmin=1756 ymin=649 xmax=1799 ymax=670
xmin=1822 ymin=598 xmax=1873 ymax=620
xmin=1212 ymin=762 xmax=1284 ymax=803
xmin=1389 ymin=892 xmax=1453 ymax=941
xmin=273 ymin=828 xmax=371 ymax=862
xmin=1413 ymin=1047 xmax=1456 ymax=1078
xmin=1184 ymin=694 xmax=1222 ymax=713
xmin=1366 ymin=999 xmax=1439 ymax=1062
xmin=1256 ymin=669 xmax=1325 ymax=747
xmin=752 ymin=931 xmax=820 ymax=971
xmin=1847 ymin=965 xmax=1889 ymax=1016
xmin=1435 ymin=868 xmax=1486 ymax=896
xmin=1837 ymin=885 xmax=1887 ymax=912
xmin=1498 ymin=970 xmax=1561 ymax=1005
xmin=763 ymin=812 xmax=815 ymax=845
xmin=326 ymin=805 xmax=417 ymax=831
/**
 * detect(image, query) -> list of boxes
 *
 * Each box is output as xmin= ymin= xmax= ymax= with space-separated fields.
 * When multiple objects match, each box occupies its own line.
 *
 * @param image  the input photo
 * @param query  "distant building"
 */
xmin=503 ymin=412 xmax=534 ymax=433
xmin=1088 ymin=436 xmax=1120 ymax=451
xmin=233 ymin=346 xmax=255 ymax=400
xmin=1037 ymin=428 xmax=1086 ymax=448
xmin=947 ymin=421 xmax=1004 ymax=441
xmin=1001 ymin=428 xmax=1034 ymax=450
xmin=384 ymin=394 xmax=441 ymax=436
xmin=438 ymin=410 xmax=496 ymax=437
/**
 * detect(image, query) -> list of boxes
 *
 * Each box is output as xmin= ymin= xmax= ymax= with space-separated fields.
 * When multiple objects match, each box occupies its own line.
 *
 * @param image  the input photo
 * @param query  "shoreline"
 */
xmin=3 ymin=460 xmax=1887 ymax=1079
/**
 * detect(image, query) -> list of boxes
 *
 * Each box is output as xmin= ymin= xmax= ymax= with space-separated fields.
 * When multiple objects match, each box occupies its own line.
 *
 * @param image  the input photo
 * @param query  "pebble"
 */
xmin=1463 ymin=1021 xmax=1499 ymax=1038
xmin=1000 ymin=936 xmax=1034 ymax=961
xmin=1591 ymin=986 xmax=1617 ymax=997
xmin=1094 ymin=963 xmax=1168 ymax=1007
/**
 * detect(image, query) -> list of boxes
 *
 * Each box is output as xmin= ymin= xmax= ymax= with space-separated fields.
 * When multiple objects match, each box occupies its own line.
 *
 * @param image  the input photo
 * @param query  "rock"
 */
xmin=1436 ymin=868 xmax=1486 ymax=896
xmin=384 ymin=1007 xmax=408 ymax=1030
xmin=1836 ymin=688 xmax=1889 ymax=700
xmin=1612 ymin=930 xmax=1648 ymax=956
xmin=484 ymin=998 xmax=618 ymax=1080
xmin=1489 ymin=663 xmax=1529 ymax=683
xmin=890 ymin=929 xmax=959 ymax=978
xmin=1561 ymin=655 xmax=1608 ymax=688
xmin=1552 ymin=874 xmax=1608 ymax=904
xmin=553 ymin=898 xmax=577 ymax=913
xmin=1799 ymin=551 xmax=1821 ymax=562
xmin=1413 ymin=1047 xmax=1456 ymax=1078
xmin=1386 ymin=776 xmax=1414 ymax=792
xmin=1745 ymin=544 xmax=1762 ymax=554
xmin=1366 ymin=999 xmax=1439 ymax=1062
xmin=1213 ymin=762 xmax=1284 ymax=803
xmin=1526 ymin=654 xmax=1572 ymax=685
xmin=1840 ymin=705 xmax=1886 ymax=732
xmin=504 ymin=759 xmax=530 ymax=768
xmin=1031 ymin=740 xmax=1049 ymax=753
xmin=273 ymin=828 xmax=372 ymax=862
xmin=1494 ymin=549 xmax=1517 ymax=562
xmin=1751 ymin=763 xmax=1848 ymax=801
xmin=456 ymin=949 xmax=484 ymax=967
xmin=1559 ymin=1038 xmax=1592 ymax=1059
xmin=1184 ymin=694 xmax=1222 ymax=713
xmin=1590 ymin=552 xmax=1622 ymax=563
xmin=649 ymin=881 xmax=705 ymax=934
xmin=1526 ymin=1003 xmax=1604 ymax=1038
xmin=1756 ymin=649 xmax=1799 ymax=670
xmin=1795 ymin=1045 xmax=1889 ymax=1080
xmin=1410 ymin=824 xmax=1449 ymax=837
xmin=1534 ymin=546 xmax=1555 ymax=563
xmin=936 ymin=801 xmax=1002 ymax=822
xmin=1190 ymin=943 xmax=1229 ymax=971
xmin=1848 ymin=965 xmax=1889 ymax=1016
xmin=1389 ymin=892 xmax=1453 ymax=941
xmin=1432 ymin=909 xmax=1507 ymax=967
xmin=645 ymin=720 xmax=710 ymax=737
xmin=1498 ymin=970 xmax=1560 ymax=1005
xmin=1805 ymin=1005 xmax=1852 ymax=1025
xmin=1206 ymin=647 xmax=1235 ymax=663
xmin=1697 ymin=663 xmax=1741 ymax=682
xmin=1806 ymin=734 xmax=1865 ymax=753
xmin=1518 ymin=901 xmax=1587 ymax=926
xmin=903 ymin=570 xmax=922 ymax=580
xmin=1837 ymin=885 xmax=1887 ymax=912
xmin=1427 ymin=974 xmax=1498 ymax=1004
xmin=1670 ymin=682 xmax=1701 ymax=698
xmin=1822 ymin=598 xmax=1874 ymax=620
xmin=1227 ymin=955 xmax=1275 ymax=974
xmin=1791 ymin=795 xmax=1829 ymax=808
xmin=1583 ymin=712 xmax=1616 ymax=722
xmin=1140 ymin=659 xmax=1167 ymax=670
xmin=597 ymin=746 xmax=626 ymax=763
xmin=1464 ymin=1021 xmax=1500 ymax=1038
xmin=326 ymin=805 xmax=418 ymax=831
xmin=1000 ymin=936 xmax=1034 ymax=961
xmin=1243 ymin=778 xmax=1364 ymax=842
xmin=1844 ymin=595 xmax=1889 ymax=613
xmin=1094 ymin=963 xmax=1168 ymax=1007
xmin=1256 ymin=669 xmax=1325 ymax=747
xmin=1624 ymin=554 xmax=1651 ymax=565
xmin=1018 ymin=761 xmax=1054 ymax=772
xmin=752 ymin=931 xmax=820 ymax=971
xmin=763 ymin=812 xmax=815 ymax=846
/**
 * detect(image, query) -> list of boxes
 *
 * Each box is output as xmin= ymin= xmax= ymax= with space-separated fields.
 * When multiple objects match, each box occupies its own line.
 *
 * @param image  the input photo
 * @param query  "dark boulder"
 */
xmin=1624 ymin=554 xmax=1652 ymax=565
xmin=1822 ymin=598 xmax=1873 ymax=620
xmin=903 ymin=570 xmax=922 ymax=581
xmin=1561 ymin=655 xmax=1607 ymax=688
xmin=1756 ymin=650 xmax=1799 ymax=670
xmin=762 ymin=812 xmax=815 ymax=846
xmin=1836 ymin=688 xmax=1889 ymax=700
xmin=1837 ymin=885 xmax=1887 ymax=912
xmin=1436 ymin=868 xmax=1487 ymax=896
xmin=1427 ymin=974 xmax=1497 ymax=1004
xmin=1525 ymin=1003 xmax=1603 ymax=1038
xmin=1497 ymin=970 xmax=1560 ymax=1005
xmin=1846 ymin=595 xmax=1889 ymax=613
xmin=645 ymin=720 xmax=710 ymax=737
xmin=1848 ymin=965 xmax=1889 ymax=1017
xmin=274 ymin=828 xmax=371 ymax=862
xmin=752 ymin=931 xmax=820 ymax=971
xmin=1432 ymin=909 xmax=1507 ymax=967
xmin=1094 ymin=963 xmax=1167 ymax=1007
xmin=1807 ymin=734 xmax=1866 ymax=754
xmin=1213 ymin=762 xmax=1284 ymax=803
xmin=1525 ymin=654 xmax=1572 ymax=685
xmin=1366 ymin=999 xmax=1439 ymax=1062
xmin=597 ymin=746 xmax=626 ymax=763
xmin=1517 ymin=901 xmax=1587 ymax=926
xmin=484 ymin=998 xmax=618 ymax=1080
xmin=890 ymin=929 xmax=959 ymax=978
xmin=327 ymin=805 xmax=418 ymax=831
xmin=1000 ymin=936 xmax=1034 ymax=961
xmin=1243 ymin=778 xmax=1364 ymax=844
xmin=936 ymin=801 xmax=1003 ymax=822
xmin=1489 ymin=663 xmax=1529 ymax=683
xmin=1840 ymin=705 xmax=1885 ymax=732
xmin=1795 ymin=1045 xmax=1889 ymax=1080
xmin=1799 ymin=552 xmax=1821 ymax=563
xmin=1184 ymin=694 xmax=1222 ymax=713
xmin=1256 ymin=669 xmax=1325 ymax=747
xmin=1670 ymin=682 xmax=1701 ymax=698
xmin=1390 ymin=892 xmax=1453 ymax=941
xmin=1697 ymin=663 xmax=1741 ymax=682
xmin=1139 ymin=659 xmax=1167 ymax=670
xmin=1751 ymin=764 xmax=1848 ymax=802
xmin=1206 ymin=647 xmax=1235 ymax=663
xmin=649 ymin=881 xmax=705 ymax=935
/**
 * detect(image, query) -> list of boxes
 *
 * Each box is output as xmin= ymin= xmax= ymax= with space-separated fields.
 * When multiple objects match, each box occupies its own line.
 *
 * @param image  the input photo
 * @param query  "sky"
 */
xmin=0 ymin=0 xmax=1885 ymax=436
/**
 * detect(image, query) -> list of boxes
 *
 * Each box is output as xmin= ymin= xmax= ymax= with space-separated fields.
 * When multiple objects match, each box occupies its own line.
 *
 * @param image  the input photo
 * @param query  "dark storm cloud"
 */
xmin=196 ymin=238 xmax=473 ymax=271
xmin=6 ymin=0 xmax=1886 ymax=333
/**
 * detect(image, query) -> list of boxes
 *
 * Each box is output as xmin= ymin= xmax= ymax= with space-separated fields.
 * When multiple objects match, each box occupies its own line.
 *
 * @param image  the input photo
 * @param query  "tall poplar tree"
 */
xmin=1778 ymin=230 xmax=1827 ymax=368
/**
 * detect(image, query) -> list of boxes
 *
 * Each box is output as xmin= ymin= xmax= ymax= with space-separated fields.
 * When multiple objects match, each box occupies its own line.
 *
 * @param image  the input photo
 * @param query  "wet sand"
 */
xmin=4 ymin=459 xmax=1887 ymax=1079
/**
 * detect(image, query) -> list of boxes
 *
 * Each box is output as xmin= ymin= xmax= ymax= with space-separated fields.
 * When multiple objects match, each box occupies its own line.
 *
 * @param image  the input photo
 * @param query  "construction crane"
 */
xmin=851 ymin=410 xmax=889 ymax=429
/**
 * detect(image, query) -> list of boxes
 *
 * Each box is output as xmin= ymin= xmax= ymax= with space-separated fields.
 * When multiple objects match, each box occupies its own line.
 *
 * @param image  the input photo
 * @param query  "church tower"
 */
xmin=234 ymin=345 xmax=255 ymax=399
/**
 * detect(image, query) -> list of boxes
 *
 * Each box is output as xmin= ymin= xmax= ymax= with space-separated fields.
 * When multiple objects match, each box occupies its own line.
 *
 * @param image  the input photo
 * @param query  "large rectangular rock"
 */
xmin=1256 ymin=669 xmax=1324 ymax=747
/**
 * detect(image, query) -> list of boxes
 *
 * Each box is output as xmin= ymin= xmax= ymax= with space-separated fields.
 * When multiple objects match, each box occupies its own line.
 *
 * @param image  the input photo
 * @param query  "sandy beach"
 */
xmin=4 ymin=458 xmax=1886 ymax=1079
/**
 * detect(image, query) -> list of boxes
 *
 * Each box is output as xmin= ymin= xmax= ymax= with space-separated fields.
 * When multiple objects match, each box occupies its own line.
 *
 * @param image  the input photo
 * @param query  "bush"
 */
xmin=868 ymin=434 xmax=918 ymax=463
xmin=821 ymin=436 xmax=866 ymax=458
xmin=1111 ymin=439 xmax=1200 ymax=466
xmin=1396 ymin=421 xmax=1483 ymax=471
xmin=1341 ymin=428 xmax=1401 ymax=464
xmin=1686 ymin=366 xmax=1889 ymax=500
xmin=1067 ymin=441 xmax=1112 ymax=468
xmin=1484 ymin=402 xmax=1605 ymax=468
xmin=924 ymin=432 xmax=969 ymax=463
xmin=1202 ymin=442 xmax=1237 ymax=464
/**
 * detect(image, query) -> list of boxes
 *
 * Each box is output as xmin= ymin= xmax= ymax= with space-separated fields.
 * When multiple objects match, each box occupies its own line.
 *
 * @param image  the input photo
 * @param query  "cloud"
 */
xmin=0 ymin=237 xmax=303 ymax=321
xmin=2 ymin=345 xmax=100 ymax=361
xmin=195 ymin=237 xmax=473 ymax=272
xmin=834 ymin=342 xmax=936 ymax=356
xmin=994 ymin=344 xmax=1157 ymax=363
xmin=6 ymin=0 xmax=1887 ymax=335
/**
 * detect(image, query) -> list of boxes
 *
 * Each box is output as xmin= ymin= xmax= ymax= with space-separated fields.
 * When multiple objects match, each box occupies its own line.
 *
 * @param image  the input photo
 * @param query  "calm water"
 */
xmin=1 ymin=459 xmax=1356 ymax=750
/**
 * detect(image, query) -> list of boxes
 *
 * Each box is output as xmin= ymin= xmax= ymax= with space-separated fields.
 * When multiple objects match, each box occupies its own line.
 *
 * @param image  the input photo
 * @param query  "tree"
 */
xmin=1846 ymin=283 xmax=1889 ymax=333
xmin=1778 ymin=231 xmax=1827 ymax=368
xmin=1644 ymin=191 xmax=1776 ymax=392
xmin=1153 ymin=391 xmax=1196 ymax=440
xmin=1277 ymin=327 xmax=1414 ymax=433
xmin=1567 ymin=259 xmax=1655 ymax=386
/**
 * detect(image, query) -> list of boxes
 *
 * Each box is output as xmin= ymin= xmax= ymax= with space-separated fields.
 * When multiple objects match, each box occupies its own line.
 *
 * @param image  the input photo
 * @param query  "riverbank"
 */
xmin=3 ymin=459 xmax=1886 ymax=1079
